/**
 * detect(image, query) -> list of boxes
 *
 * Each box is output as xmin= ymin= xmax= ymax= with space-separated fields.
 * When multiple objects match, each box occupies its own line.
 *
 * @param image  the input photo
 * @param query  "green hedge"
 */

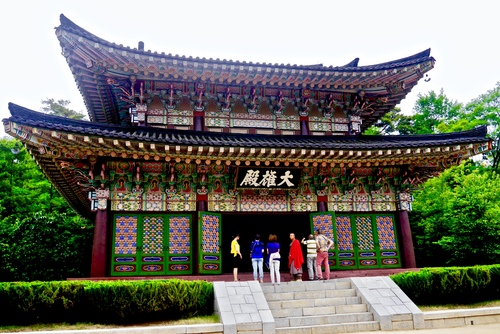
xmin=0 ymin=279 xmax=213 ymax=326
xmin=391 ymin=264 xmax=500 ymax=305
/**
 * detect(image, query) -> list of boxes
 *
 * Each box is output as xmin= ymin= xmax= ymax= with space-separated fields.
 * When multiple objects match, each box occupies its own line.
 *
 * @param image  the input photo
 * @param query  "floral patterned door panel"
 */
xmin=310 ymin=212 xmax=337 ymax=270
xmin=111 ymin=214 xmax=192 ymax=276
xmin=349 ymin=214 xmax=400 ymax=269
xmin=198 ymin=212 xmax=222 ymax=274
xmin=310 ymin=213 xmax=401 ymax=270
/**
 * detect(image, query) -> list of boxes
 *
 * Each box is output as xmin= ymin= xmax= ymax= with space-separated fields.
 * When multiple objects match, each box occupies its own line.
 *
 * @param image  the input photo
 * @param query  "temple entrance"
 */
xmin=221 ymin=212 xmax=311 ymax=273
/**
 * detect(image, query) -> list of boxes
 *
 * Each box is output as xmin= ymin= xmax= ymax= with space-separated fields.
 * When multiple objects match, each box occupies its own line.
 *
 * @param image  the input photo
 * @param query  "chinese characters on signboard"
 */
xmin=236 ymin=167 xmax=302 ymax=189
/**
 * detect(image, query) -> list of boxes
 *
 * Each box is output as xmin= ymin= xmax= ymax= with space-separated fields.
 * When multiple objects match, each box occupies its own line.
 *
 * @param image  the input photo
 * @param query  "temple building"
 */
xmin=3 ymin=15 xmax=491 ymax=278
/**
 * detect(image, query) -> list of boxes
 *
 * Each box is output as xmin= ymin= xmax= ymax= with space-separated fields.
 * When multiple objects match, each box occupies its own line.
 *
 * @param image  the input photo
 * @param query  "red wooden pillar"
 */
xmin=300 ymin=117 xmax=310 ymax=135
xmin=317 ymin=192 xmax=328 ymax=212
xmin=194 ymin=112 xmax=204 ymax=131
xmin=90 ymin=209 xmax=109 ymax=277
xmin=398 ymin=210 xmax=417 ymax=268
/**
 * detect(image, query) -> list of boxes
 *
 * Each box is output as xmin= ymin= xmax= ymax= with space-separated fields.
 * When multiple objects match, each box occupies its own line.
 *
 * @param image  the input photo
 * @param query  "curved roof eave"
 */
xmin=6 ymin=103 xmax=490 ymax=151
xmin=57 ymin=14 xmax=434 ymax=72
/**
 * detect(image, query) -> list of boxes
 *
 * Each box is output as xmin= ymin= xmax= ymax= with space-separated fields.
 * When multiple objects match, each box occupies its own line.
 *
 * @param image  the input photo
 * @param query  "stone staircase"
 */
xmin=262 ymin=278 xmax=380 ymax=334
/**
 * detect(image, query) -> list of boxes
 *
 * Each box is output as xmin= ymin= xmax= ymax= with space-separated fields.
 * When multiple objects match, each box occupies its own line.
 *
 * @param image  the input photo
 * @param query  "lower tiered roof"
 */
xmin=3 ymin=103 xmax=492 ymax=216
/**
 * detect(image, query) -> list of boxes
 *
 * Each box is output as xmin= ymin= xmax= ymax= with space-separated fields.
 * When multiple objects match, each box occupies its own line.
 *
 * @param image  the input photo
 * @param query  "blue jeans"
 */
xmin=252 ymin=258 xmax=264 ymax=280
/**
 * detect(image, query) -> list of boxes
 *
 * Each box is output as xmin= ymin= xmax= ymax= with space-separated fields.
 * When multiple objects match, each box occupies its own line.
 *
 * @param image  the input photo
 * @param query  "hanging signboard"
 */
xmin=236 ymin=167 xmax=302 ymax=189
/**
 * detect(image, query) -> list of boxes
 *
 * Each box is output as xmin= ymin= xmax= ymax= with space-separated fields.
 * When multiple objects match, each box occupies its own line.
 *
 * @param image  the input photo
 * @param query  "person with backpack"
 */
xmin=250 ymin=234 xmax=265 ymax=283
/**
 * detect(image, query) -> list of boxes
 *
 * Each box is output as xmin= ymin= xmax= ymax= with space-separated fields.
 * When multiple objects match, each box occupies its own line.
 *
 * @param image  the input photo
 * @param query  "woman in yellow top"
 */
xmin=231 ymin=233 xmax=242 ymax=281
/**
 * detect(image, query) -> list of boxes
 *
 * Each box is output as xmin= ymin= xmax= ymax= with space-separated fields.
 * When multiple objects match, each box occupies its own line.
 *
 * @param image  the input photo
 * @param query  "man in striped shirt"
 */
xmin=301 ymin=234 xmax=319 ymax=280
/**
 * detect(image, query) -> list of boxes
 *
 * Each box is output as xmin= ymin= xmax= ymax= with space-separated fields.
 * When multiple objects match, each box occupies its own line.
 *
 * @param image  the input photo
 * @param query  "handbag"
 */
xmin=270 ymin=252 xmax=281 ymax=260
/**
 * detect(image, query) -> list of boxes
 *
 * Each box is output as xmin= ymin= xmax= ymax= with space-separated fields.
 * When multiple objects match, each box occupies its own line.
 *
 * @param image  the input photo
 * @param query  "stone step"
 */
xmin=299 ymin=288 xmax=358 ymax=300
xmin=261 ymin=279 xmax=352 ymax=294
xmin=275 ymin=320 xmax=380 ymax=334
xmin=303 ymin=303 xmax=368 ymax=316
xmin=275 ymin=312 xmax=374 ymax=328
xmin=271 ymin=303 xmax=368 ymax=318
xmin=266 ymin=295 xmax=361 ymax=307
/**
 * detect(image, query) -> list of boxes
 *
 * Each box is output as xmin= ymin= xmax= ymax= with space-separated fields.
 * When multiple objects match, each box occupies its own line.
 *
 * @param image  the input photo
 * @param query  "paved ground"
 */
xmin=70 ymin=268 xmax=419 ymax=282
xmin=355 ymin=322 xmax=500 ymax=333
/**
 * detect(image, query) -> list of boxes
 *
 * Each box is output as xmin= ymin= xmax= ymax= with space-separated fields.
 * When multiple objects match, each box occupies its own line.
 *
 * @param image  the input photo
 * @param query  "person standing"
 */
xmin=315 ymin=229 xmax=334 ymax=280
xmin=250 ymin=234 xmax=265 ymax=283
xmin=267 ymin=234 xmax=281 ymax=285
xmin=301 ymin=234 xmax=318 ymax=280
xmin=231 ymin=233 xmax=242 ymax=282
xmin=288 ymin=233 xmax=304 ymax=281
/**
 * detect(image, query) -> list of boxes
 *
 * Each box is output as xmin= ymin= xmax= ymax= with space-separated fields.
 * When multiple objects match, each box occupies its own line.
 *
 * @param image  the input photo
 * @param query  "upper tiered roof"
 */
xmin=56 ymin=15 xmax=435 ymax=130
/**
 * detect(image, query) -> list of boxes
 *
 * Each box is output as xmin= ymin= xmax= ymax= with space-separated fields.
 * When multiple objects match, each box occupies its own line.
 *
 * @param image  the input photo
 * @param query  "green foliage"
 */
xmin=85 ymin=279 xmax=213 ymax=323
xmin=366 ymin=107 xmax=414 ymax=135
xmin=410 ymin=162 xmax=500 ymax=267
xmin=410 ymin=89 xmax=463 ymax=134
xmin=361 ymin=126 xmax=381 ymax=135
xmin=0 ymin=281 xmax=87 ymax=324
xmin=0 ymin=280 xmax=214 ymax=326
xmin=370 ymin=91 xmax=463 ymax=135
xmin=0 ymin=138 xmax=93 ymax=281
xmin=40 ymin=99 xmax=87 ymax=120
xmin=391 ymin=265 xmax=500 ymax=305
xmin=1 ymin=212 xmax=94 ymax=281
xmin=0 ymin=138 xmax=72 ymax=220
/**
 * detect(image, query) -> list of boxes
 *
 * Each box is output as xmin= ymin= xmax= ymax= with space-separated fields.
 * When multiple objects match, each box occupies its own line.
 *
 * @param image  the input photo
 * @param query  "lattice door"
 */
xmin=335 ymin=215 xmax=357 ymax=270
xmin=310 ymin=212 xmax=337 ymax=269
xmin=111 ymin=214 xmax=193 ymax=276
xmin=334 ymin=214 xmax=401 ymax=270
xmin=198 ymin=211 xmax=222 ymax=274
xmin=353 ymin=215 xmax=378 ymax=269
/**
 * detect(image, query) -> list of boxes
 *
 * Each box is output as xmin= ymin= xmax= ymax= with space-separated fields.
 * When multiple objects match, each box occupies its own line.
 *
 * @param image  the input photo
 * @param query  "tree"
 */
xmin=410 ymin=162 xmax=500 ymax=267
xmin=0 ymin=138 xmax=93 ymax=281
xmin=363 ymin=107 xmax=414 ymax=135
xmin=438 ymin=83 xmax=500 ymax=170
xmin=40 ymin=98 xmax=87 ymax=120
xmin=0 ymin=139 xmax=70 ymax=221
xmin=368 ymin=90 xmax=462 ymax=135
xmin=410 ymin=89 xmax=463 ymax=134
xmin=2 ymin=212 xmax=93 ymax=281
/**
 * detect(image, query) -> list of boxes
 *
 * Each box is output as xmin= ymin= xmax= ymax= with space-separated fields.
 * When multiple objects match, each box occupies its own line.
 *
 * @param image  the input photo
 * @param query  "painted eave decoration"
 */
xmin=3 ymin=103 xmax=492 ymax=216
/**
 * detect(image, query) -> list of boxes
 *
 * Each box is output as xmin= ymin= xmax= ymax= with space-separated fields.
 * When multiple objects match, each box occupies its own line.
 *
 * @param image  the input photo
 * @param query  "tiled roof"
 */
xmin=4 ymin=103 xmax=491 ymax=217
xmin=6 ymin=103 xmax=489 ymax=150
xmin=59 ymin=14 xmax=433 ymax=72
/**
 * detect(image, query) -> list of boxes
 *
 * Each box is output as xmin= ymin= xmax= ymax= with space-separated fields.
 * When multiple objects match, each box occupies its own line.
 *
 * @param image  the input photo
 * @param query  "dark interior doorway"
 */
xmin=221 ymin=212 xmax=312 ymax=273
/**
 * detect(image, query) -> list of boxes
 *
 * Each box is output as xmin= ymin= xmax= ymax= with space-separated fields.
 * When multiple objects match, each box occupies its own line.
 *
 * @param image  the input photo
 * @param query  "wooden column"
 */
xmin=300 ymin=119 xmax=310 ymax=135
xmin=90 ymin=209 xmax=109 ymax=277
xmin=318 ymin=201 xmax=327 ymax=212
xmin=194 ymin=112 xmax=204 ymax=131
xmin=197 ymin=199 xmax=207 ymax=212
xmin=398 ymin=210 xmax=417 ymax=268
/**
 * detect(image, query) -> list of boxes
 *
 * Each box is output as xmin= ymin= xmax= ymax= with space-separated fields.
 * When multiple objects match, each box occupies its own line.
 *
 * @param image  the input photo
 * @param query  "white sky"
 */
xmin=1 ymin=0 xmax=499 ymax=137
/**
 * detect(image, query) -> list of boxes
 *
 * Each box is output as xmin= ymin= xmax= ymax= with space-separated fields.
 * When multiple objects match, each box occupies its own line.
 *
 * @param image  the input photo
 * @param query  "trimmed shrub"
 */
xmin=0 ymin=279 xmax=213 ymax=326
xmin=0 ymin=281 xmax=87 ymax=325
xmin=391 ymin=265 xmax=500 ymax=305
xmin=84 ymin=279 xmax=214 ymax=324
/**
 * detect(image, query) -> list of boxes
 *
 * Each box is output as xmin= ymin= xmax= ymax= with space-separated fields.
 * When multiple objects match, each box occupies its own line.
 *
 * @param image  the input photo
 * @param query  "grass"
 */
xmin=0 ymin=315 xmax=220 ymax=333
xmin=419 ymin=299 xmax=500 ymax=311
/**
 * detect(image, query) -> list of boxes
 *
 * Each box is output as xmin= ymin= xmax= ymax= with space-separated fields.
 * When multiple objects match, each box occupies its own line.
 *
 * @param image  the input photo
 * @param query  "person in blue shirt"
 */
xmin=267 ymin=234 xmax=281 ymax=285
xmin=250 ymin=234 xmax=265 ymax=283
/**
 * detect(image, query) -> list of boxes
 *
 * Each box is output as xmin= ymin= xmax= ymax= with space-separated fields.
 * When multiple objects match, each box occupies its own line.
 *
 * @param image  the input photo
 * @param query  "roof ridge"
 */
xmin=57 ymin=15 xmax=433 ymax=71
